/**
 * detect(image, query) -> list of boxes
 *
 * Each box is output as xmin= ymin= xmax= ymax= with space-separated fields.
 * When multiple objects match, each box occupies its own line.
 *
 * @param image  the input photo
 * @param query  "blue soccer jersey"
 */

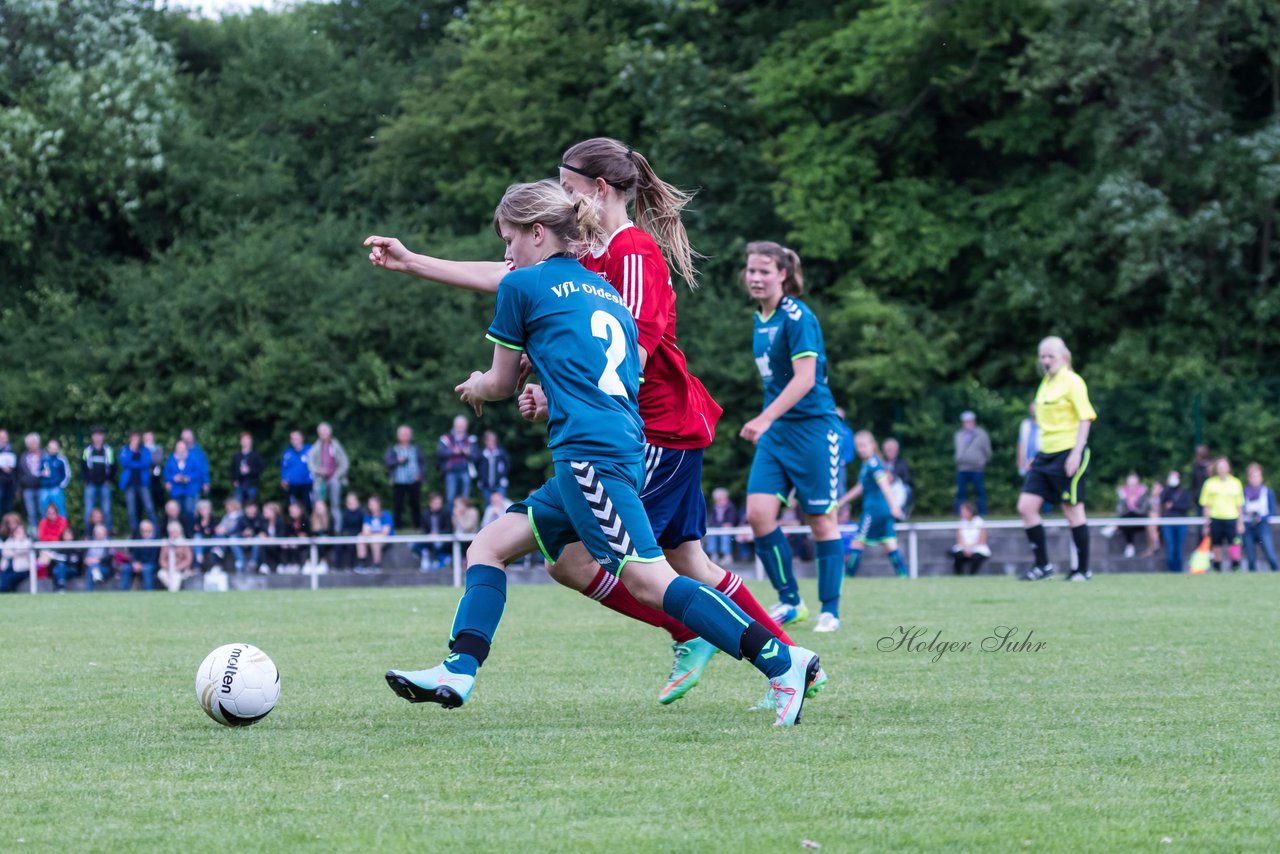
xmin=752 ymin=296 xmax=837 ymax=420
xmin=487 ymin=257 xmax=644 ymax=464
xmin=859 ymin=456 xmax=892 ymax=518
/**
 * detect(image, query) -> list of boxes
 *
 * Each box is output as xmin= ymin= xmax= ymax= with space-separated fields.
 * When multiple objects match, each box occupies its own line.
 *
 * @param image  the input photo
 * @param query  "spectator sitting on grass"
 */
xmin=357 ymin=494 xmax=393 ymax=574
xmin=158 ymin=520 xmax=195 ymax=592
xmin=0 ymin=514 xmax=33 ymax=593
xmin=123 ymin=519 xmax=160 ymax=591
xmin=951 ymin=501 xmax=991 ymax=576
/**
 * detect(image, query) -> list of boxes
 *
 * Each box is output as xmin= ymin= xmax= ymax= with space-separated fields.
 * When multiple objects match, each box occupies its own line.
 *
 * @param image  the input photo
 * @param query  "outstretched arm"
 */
xmin=456 ymin=345 xmax=524 ymax=416
xmin=364 ymin=235 xmax=506 ymax=294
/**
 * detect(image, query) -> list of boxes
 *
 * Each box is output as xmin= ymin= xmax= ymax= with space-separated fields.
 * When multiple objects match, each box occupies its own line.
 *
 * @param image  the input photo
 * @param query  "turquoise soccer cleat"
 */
xmin=752 ymin=662 xmax=827 ymax=711
xmin=658 ymin=637 xmax=719 ymax=705
xmin=771 ymin=646 xmax=821 ymax=727
xmin=767 ymin=600 xmax=810 ymax=627
xmin=385 ymin=664 xmax=475 ymax=709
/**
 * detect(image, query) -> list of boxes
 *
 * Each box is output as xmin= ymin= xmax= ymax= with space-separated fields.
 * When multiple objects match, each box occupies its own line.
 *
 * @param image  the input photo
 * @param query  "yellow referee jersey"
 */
xmin=1034 ymin=369 xmax=1097 ymax=454
xmin=1199 ymin=475 xmax=1244 ymax=520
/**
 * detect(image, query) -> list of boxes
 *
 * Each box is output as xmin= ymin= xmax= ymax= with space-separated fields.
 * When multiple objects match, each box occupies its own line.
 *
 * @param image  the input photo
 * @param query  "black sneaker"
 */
xmin=1065 ymin=569 xmax=1092 ymax=582
xmin=1019 ymin=564 xmax=1055 ymax=581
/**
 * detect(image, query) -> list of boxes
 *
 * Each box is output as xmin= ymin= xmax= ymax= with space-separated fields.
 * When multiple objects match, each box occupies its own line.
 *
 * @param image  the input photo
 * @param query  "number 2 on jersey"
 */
xmin=591 ymin=310 xmax=628 ymax=398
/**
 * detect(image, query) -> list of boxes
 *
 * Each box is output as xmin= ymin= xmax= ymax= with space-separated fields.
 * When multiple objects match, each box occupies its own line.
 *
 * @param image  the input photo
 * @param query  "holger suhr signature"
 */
xmin=877 ymin=625 xmax=1046 ymax=663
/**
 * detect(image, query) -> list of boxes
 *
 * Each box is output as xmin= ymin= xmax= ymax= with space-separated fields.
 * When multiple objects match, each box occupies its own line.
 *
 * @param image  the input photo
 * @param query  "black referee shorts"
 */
xmin=1021 ymin=447 xmax=1090 ymax=506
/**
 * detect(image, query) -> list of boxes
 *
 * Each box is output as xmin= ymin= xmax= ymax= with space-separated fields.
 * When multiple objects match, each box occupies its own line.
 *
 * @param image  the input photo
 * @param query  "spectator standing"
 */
xmin=384 ymin=425 xmax=425 ymax=532
xmin=1016 ymin=402 xmax=1039 ymax=478
xmin=1199 ymin=457 xmax=1244 ymax=572
xmin=123 ymin=519 xmax=160 ymax=591
xmin=475 ymin=430 xmax=511 ymax=499
xmin=38 ymin=439 xmax=71 ymax=518
xmin=953 ymin=411 xmax=992 ymax=515
xmin=280 ymin=430 xmax=314 ymax=512
xmin=418 ymin=491 xmax=452 ymax=571
xmin=164 ymin=440 xmax=201 ymax=523
xmin=80 ymin=427 xmax=115 ymax=535
xmin=18 ymin=433 xmax=43 ymax=531
xmin=0 ymin=429 xmax=15 ymax=518
xmin=1158 ymin=471 xmax=1192 ymax=573
xmin=1 ymin=514 xmax=33 ymax=593
xmin=144 ymin=432 xmax=167 ymax=515
xmin=882 ymin=438 xmax=915 ymax=517
xmin=1189 ymin=445 xmax=1213 ymax=505
xmin=180 ymin=429 xmax=212 ymax=501
xmin=706 ymin=487 xmax=739 ymax=563
xmin=308 ymin=422 xmax=349 ymax=523
xmin=952 ymin=501 xmax=991 ymax=575
xmin=229 ymin=432 xmax=264 ymax=507
xmin=118 ymin=431 xmax=154 ymax=535
xmin=357 ymin=494 xmax=392 ymax=573
xmin=436 ymin=415 xmax=478 ymax=506
xmin=1242 ymin=463 xmax=1279 ymax=572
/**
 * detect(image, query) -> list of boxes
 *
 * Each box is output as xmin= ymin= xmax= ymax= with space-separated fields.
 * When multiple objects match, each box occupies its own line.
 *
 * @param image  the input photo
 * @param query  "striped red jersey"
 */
xmin=580 ymin=224 xmax=722 ymax=450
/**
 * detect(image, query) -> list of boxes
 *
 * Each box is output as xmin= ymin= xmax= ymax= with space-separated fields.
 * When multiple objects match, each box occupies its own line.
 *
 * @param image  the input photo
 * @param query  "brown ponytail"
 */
xmin=561 ymin=137 xmax=700 ymax=288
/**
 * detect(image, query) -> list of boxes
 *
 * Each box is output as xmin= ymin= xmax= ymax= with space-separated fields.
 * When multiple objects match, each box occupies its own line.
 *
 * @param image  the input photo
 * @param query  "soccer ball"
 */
xmin=195 ymin=643 xmax=281 ymax=727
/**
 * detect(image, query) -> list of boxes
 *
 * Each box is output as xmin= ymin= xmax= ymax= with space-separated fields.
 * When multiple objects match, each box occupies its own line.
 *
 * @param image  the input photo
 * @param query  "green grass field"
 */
xmin=4 ymin=574 xmax=1278 ymax=852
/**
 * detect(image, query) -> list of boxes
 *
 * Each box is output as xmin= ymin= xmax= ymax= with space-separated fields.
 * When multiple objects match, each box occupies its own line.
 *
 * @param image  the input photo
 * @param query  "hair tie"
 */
xmin=625 ymin=146 xmax=635 ymax=162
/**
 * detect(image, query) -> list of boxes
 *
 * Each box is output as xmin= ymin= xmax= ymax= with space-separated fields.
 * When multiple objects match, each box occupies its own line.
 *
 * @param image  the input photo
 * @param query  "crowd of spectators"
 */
xmin=0 ymin=416 xmax=516 ymax=591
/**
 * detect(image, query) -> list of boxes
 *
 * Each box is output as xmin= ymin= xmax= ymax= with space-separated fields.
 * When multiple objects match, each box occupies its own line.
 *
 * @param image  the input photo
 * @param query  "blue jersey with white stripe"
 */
xmin=859 ymin=455 xmax=891 ymax=518
xmin=752 ymin=295 xmax=837 ymax=420
xmin=488 ymin=257 xmax=644 ymax=464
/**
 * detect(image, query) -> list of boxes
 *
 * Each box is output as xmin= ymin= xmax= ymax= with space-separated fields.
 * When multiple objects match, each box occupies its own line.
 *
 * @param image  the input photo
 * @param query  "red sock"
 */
xmin=716 ymin=571 xmax=794 ymax=645
xmin=584 ymin=567 xmax=695 ymax=643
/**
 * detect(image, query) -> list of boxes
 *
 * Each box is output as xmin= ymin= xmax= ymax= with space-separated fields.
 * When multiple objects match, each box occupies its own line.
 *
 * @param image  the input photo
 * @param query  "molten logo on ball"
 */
xmin=195 ymin=643 xmax=280 ymax=727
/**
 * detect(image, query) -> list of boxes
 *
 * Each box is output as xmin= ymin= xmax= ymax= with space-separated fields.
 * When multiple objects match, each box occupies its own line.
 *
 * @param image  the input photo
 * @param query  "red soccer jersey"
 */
xmin=580 ymin=224 xmax=723 ymax=450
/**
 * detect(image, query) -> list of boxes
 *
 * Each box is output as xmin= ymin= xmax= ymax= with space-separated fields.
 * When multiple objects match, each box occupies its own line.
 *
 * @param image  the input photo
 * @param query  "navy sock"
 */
xmin=445 ymin=564 xmax=507 ymax=675
xmin=816 ymin=538 xmax=844 ymax=616
xmin=661 ymin=576 xmax=791 ymax=677
xmin=845 ymin=548 xmax=863 ymax=577
xmin=1025 ymin=524 xmax=1048 ymax=568
xmin=888 ymin=549 xmax=908 ymax=577
xmin=754 ymin=527 xmax=799 ymax=604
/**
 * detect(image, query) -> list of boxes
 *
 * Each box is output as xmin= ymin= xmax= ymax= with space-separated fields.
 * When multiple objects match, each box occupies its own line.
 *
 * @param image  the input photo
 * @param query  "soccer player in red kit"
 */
xmin=365 ymin=138 xmax=824 ymax=705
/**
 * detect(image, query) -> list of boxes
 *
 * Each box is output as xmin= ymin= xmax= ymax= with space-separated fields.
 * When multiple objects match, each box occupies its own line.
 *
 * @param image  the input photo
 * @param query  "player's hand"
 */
xmin=517 ymin=354 xmax=535 ymax=388
xmin=1064 ymin=451 xmax=1081 ymax=477
xmin=892 ymin=507 xmax=905 ymax=521
xmin=739 ymin=415 xmax=773 ymax=445
xmin=456 ymin=371 xmax=487 ymax=417
xmin=364 ymin=235 xmax=413 ymax=273
xmin=518 ymin=384 xmax=549 ymax=422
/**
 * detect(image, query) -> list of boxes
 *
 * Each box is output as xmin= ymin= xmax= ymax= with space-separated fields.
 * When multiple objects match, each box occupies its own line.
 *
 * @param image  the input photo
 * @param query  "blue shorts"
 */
xmin=746 ymin=414 xmax=841 ymax=516
xmin=853 ymin=511 xmax=897 ymax=545
xmin=513 ymin=459 xmax=663 ymax=574
xmin=641 ymin=444 xmax=707 ymax=549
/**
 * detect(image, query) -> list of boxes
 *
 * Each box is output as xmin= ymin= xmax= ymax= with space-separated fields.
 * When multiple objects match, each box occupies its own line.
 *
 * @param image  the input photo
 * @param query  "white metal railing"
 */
xmin=3 ymin=515 xmax=1244 ymax=594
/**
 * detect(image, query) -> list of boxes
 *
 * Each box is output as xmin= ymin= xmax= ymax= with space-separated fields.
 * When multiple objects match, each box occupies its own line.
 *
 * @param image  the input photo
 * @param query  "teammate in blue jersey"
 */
xmin=383 ymin=182 xmax=821 ymax=726
xmin=740 ymin=241 xmax=847 ymax=635
xmin=839 ymin=431 xmax=908 ymax=589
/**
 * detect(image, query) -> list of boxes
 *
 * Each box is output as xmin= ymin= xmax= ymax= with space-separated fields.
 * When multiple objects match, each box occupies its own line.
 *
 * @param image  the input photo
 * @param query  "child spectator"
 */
xmin=1 ymin=514 xmax=33 ymax=593
xmin=952 ymin=501 xmax=991 ymax=575
xmin=229 ymin=432 xmax=264 ymax=507
xmin=357 ymin=494 xmax=393 ymax=573
xmin=118 ymin=431 xmax=154 ymax=535
xmin=158 ymin=520 xmax=195 ymax=592
xmin=333 ymin=492 xmax=363 ymax=571
xmin=417 ymin=491 xmax=452 ymax=571
xmin=475 ymin=430 xmax=510 ymax=499
xmin=278 ymin=501 xmax=311 ymax=573
xmin=384 ymin=425 xmax=425 ymax=532
xmin=83 ymin=524 xmax=111 ymax=591
xmin=123 ymin=519 xmax=160 ymax=591
xmin=706 ymin=487 xmax=739 ymax=563
xmin=1242 ymin=462 xmax=1279 ymax=572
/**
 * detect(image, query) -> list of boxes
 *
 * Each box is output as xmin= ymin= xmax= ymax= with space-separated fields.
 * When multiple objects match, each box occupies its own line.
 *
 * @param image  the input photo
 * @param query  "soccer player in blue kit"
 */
xmin=384 ymin=182 xmax=821 ymax=726
xmin=839 ymin=430 xmax=909 ymax=589
xmin=740 ymin=242 xmax=847 ymax=635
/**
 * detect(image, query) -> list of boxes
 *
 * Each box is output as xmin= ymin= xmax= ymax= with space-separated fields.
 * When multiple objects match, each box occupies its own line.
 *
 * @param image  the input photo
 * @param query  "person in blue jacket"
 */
xmin=280 ymin=430 xmax=314 ymax=513
xmin=164 ymin=440 xmax=202 ymax=525
xmin=39 ymin=439 xmax=70 ymax=518
xmin=118 ymin=431 xmax=155 ymax=535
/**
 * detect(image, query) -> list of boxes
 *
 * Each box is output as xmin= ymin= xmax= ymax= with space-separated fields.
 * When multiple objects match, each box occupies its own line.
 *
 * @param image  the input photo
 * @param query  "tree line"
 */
xmin=2 ymin=0 xmax=1277 ymax=515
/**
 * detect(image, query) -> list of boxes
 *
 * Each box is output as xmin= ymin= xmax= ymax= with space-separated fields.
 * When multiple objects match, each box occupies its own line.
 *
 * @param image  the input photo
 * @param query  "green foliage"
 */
xmin=0 ymin=0 xmax=1277 ymax=518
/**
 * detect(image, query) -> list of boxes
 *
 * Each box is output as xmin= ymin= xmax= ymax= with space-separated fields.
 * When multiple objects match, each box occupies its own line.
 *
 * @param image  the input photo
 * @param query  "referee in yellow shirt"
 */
xmin=1018 ymin=337 xmax=1098 ymax=581
xmin=1199 ymin=457 xmax=1244 ymax=571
